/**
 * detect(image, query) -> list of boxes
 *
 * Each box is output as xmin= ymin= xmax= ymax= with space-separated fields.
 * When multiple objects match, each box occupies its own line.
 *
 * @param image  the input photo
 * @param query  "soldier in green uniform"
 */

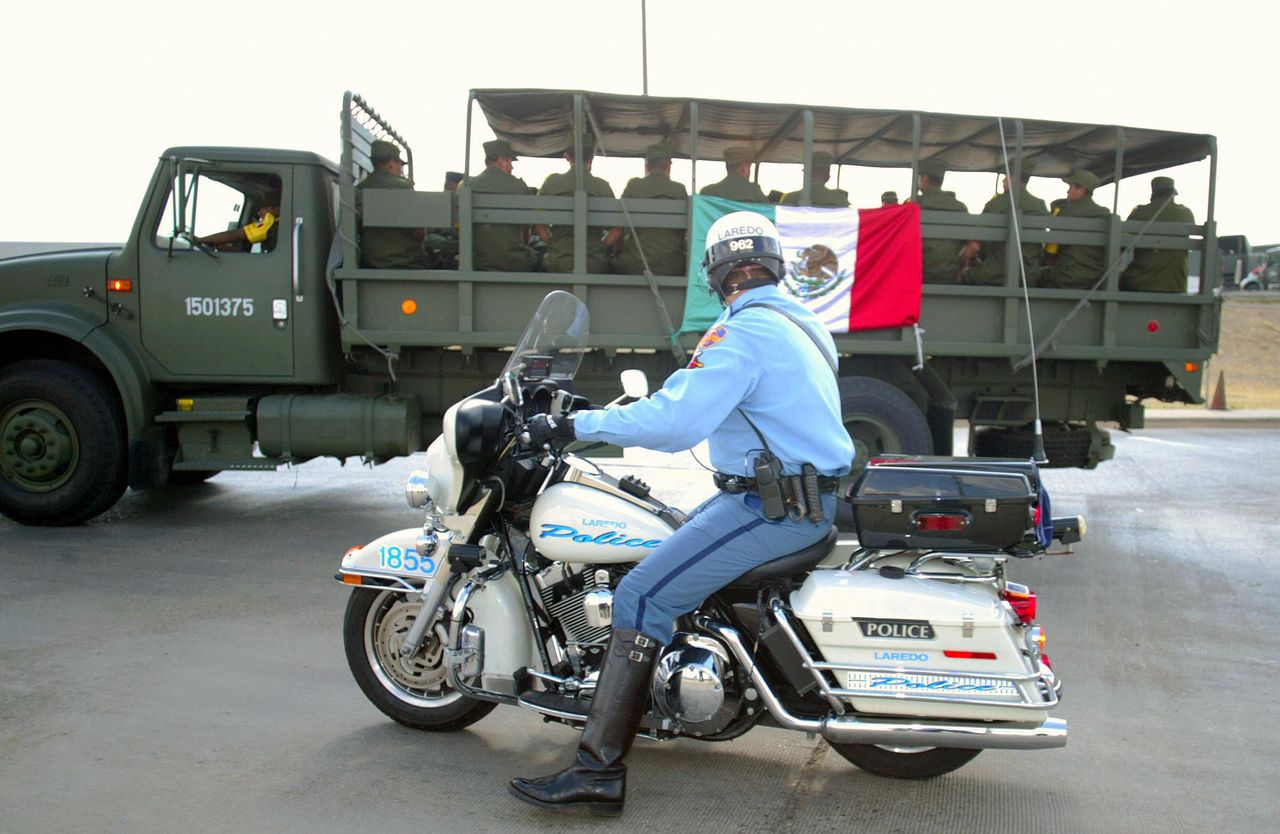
xmin=780 ymin=151 xmax=850 ymax=207
xmin=913 ymin=159 xmax=970 ymax=284
xmin=458 ymin=139 xmax=538 ymax=272
xmin=538 ymin=137 xmax=616 ymax=274
xmin=611 ymin=143 xmax=688 ymax=276
xmin=1120 ymin=176 xmax=1195 ymax=293
xmin=356 ymin=140 xmax=431 ymax=269
xmin=699 ymin=146 xmax=768 ymax=203
xmin=881 ymin=191 xmax=899 ymax=206
xmin=1040 ymin=169 xmax=1112 ymax=290
xmin=963 ymin=161 xmax=1049 ymax=286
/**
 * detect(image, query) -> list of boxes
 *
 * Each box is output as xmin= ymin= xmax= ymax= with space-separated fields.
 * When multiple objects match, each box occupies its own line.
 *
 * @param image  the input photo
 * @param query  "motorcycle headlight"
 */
xmin=405 ymin=469 xmax=431 ymax=509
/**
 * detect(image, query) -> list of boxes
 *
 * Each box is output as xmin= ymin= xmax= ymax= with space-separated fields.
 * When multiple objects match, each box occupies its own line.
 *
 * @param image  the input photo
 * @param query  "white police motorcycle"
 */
xmin=336 ymin=290 xmax=1081 ymax=779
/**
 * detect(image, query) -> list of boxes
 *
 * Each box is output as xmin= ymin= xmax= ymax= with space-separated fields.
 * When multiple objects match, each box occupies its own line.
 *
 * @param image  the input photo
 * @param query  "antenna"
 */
xmin=997 ymin=117 xmax=1047 ymax=465
xmin=641 ymin=0 xmax=649 ymax=95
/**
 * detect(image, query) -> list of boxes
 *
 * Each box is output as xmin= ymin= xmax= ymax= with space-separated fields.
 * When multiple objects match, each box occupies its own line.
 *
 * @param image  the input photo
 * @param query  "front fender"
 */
xmin=339 ymin=528 xmax=440 ymax=588
xmin=0 ymin=302 xmax=100 ymax=344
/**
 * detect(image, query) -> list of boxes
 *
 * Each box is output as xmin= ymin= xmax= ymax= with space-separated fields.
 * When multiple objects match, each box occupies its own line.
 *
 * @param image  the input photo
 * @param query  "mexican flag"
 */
xmin=680 ymin=196 xmax=922 ymax=333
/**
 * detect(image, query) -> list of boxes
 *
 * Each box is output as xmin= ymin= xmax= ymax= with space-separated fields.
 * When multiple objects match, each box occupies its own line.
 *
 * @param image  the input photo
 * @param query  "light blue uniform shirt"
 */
xmin=573 ymin=284 xmax=853 ymax=477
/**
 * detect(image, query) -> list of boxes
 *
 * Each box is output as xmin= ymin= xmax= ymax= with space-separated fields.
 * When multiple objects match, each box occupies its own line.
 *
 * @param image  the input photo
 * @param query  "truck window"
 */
xmin=154 ymin=171 xmax=284 ymax=254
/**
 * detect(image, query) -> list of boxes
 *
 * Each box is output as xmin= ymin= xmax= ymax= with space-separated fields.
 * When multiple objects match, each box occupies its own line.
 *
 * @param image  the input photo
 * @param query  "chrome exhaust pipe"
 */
xmin=698 ymin=616 xmax=1067 ymax=752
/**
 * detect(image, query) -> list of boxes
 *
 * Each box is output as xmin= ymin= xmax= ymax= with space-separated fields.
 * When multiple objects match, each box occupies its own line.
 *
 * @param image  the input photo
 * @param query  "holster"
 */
xmin=782 ymin=465 xmax=827 ymax=523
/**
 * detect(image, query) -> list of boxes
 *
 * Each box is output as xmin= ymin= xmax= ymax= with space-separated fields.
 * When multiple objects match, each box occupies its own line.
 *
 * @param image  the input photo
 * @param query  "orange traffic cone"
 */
xmin=1209 ymin=371 xmax=1227 ymax=411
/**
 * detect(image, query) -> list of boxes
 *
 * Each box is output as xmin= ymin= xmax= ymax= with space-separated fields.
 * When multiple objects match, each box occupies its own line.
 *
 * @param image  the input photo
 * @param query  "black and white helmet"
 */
xmin=701 ymin=211 xmax=785 ymax=302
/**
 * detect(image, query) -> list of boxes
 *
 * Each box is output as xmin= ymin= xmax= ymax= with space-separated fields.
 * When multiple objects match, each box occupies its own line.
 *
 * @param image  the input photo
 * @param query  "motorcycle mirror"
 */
xmin=501 ymin=370 xmax=523 ymax=408
xmin=620 ymin=369 xmax=649 ymax=400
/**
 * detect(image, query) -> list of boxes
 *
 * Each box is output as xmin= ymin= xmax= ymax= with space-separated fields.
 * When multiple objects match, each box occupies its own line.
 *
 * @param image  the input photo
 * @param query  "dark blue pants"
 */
xmin=612 ymin=490 xmax=836 ymax=643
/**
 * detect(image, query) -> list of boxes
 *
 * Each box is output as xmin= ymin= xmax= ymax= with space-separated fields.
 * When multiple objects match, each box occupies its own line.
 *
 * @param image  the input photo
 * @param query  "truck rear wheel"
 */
xmin=0 ymin=360 xmax=128 ymax=526
xmin=839 ymin=376 xmax=934 ymax=470
xmin=836 ymin=376 xmax=933 ymax=531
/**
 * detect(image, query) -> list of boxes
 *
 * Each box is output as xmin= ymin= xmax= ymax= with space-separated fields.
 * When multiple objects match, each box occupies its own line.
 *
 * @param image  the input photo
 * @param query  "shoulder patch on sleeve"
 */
xmin=687 ymin=324 xmax=729 ymax=369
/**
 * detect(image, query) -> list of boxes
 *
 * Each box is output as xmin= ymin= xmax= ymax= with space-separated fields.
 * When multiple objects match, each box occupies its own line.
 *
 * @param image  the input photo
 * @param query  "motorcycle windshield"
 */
xmin=501 ymin=290 xmax=591 ymax=382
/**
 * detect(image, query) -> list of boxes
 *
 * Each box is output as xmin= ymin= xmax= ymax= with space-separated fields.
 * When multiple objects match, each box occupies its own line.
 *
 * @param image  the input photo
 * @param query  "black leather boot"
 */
xmin=509 ymin=628 xmax=661 ymax=816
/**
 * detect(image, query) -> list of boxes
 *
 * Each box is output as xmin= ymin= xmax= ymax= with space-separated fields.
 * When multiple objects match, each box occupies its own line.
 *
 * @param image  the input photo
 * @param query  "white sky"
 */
xmin=2 ymin=0 xmax=1274 ymax=244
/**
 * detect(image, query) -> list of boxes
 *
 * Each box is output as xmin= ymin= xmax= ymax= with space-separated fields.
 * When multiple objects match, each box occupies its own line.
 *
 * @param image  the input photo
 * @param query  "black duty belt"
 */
xmin=714 ymin=472 xmax=840 ymax=494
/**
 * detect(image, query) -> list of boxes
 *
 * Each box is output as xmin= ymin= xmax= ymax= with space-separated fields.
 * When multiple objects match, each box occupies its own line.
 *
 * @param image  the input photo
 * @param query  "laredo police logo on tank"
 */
xmin=856 ymin=618 xmax=936 ymax=639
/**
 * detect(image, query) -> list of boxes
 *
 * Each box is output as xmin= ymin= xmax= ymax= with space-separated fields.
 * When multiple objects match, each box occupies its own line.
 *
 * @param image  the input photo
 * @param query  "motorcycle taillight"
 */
xmin=1003 ymin=582 xmax=1037 ymax=624
xmin=913 ymin=512 xmax=970 ymax=532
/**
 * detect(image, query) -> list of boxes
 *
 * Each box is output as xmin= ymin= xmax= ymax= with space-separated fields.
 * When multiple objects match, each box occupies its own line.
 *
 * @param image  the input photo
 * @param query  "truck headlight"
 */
xmin=405 ymin=469 xmax=431 ymax=509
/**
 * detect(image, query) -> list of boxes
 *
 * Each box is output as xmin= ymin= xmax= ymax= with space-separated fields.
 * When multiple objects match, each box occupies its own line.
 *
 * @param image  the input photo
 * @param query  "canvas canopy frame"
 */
xmin=468 ymin=88 xmax=1217 ymax=216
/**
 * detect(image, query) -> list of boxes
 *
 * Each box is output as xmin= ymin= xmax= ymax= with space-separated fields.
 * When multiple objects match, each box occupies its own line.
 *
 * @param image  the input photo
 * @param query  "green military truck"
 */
xmin=0 ymin=90 xmax=1221 ymax=526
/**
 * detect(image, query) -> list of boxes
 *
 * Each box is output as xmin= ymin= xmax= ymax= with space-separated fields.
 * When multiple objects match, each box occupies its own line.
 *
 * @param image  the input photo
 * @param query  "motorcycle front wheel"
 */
xmin=828 ymin=742 xmax=981 ymax=779
xmin=343 ymin=588 xmax=496 ymax=731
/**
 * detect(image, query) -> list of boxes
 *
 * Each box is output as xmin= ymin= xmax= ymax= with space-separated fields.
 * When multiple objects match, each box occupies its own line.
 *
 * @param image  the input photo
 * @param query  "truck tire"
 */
xmin=972 ymin=422 xmax=1094 ymax=468
xmin=0 ymin=360 xmax=128 ymax=526
xmin=836 ymin=376 xmax=933 ymax=531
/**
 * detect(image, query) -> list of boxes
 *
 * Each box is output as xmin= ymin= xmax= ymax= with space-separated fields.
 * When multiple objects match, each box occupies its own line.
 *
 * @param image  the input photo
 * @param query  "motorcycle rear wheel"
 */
xmin=828 ymin=742 xmax=981 ymax=779
xmin=343 ymin=588 xmax=496 ymax=731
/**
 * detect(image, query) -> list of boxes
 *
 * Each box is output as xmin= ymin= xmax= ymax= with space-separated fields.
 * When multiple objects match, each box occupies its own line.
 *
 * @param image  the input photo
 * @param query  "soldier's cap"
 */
xmin=724 ymin=145 xmax=755 ymax=165
xmin=1064 ymin=168 xmax=1101 ymax=190
xmin=881 ymin=190 xmax=899 ymax=204
xmin=483 ymin=139 xmax=518 ymax=160
xmin=370 ymin=139 xmax=406 ymax=164
xmin=444 ymin=171 xmax=464 ymax=184
xmin=645 ymin=143 xmax=673 ymax=162
xmin=811 ymin=151 xmax=834 ymax=168
xmin=1151 ymin=176 xmax=1177 ymax=195
xmin=919 ymin=159 xmax=948 ymax=179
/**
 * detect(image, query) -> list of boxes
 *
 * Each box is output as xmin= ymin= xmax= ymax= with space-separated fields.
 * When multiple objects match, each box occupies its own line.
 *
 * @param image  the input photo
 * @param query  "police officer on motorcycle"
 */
xmin=512 ymin=211 xmax=854 ymax=816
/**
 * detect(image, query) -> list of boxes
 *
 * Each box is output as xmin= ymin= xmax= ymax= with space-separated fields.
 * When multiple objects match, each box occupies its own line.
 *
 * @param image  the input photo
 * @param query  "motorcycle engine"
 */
xmin=650 ymin=633 xmax=741 ymax=736
xmin=532 ymin=562 xmax=613 ymax=648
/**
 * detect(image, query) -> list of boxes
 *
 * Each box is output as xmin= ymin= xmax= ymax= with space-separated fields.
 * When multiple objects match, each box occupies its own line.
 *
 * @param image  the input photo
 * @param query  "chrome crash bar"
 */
xmin=697 ymin=616 xmax=1067 ymax=751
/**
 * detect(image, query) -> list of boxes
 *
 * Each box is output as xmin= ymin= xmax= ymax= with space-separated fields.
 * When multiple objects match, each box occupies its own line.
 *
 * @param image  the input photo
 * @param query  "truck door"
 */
xmin=139 ymin=161 xmax=295 ymax=378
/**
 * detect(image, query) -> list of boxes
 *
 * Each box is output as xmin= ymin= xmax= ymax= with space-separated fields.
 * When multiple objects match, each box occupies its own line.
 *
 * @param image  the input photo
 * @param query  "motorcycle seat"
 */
xmin=724 ymin=527 xmax=838 ymax=589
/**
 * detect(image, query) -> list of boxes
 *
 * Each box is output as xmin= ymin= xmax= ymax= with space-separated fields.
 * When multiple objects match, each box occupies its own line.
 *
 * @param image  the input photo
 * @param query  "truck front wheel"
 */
xmin=0 ymin=360 xmax=128 ymax=526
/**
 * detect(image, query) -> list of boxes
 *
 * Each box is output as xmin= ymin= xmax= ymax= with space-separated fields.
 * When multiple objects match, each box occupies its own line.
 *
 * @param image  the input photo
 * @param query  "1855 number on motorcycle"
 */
xmin=377 ymin=545 xmax=436 ymax=576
